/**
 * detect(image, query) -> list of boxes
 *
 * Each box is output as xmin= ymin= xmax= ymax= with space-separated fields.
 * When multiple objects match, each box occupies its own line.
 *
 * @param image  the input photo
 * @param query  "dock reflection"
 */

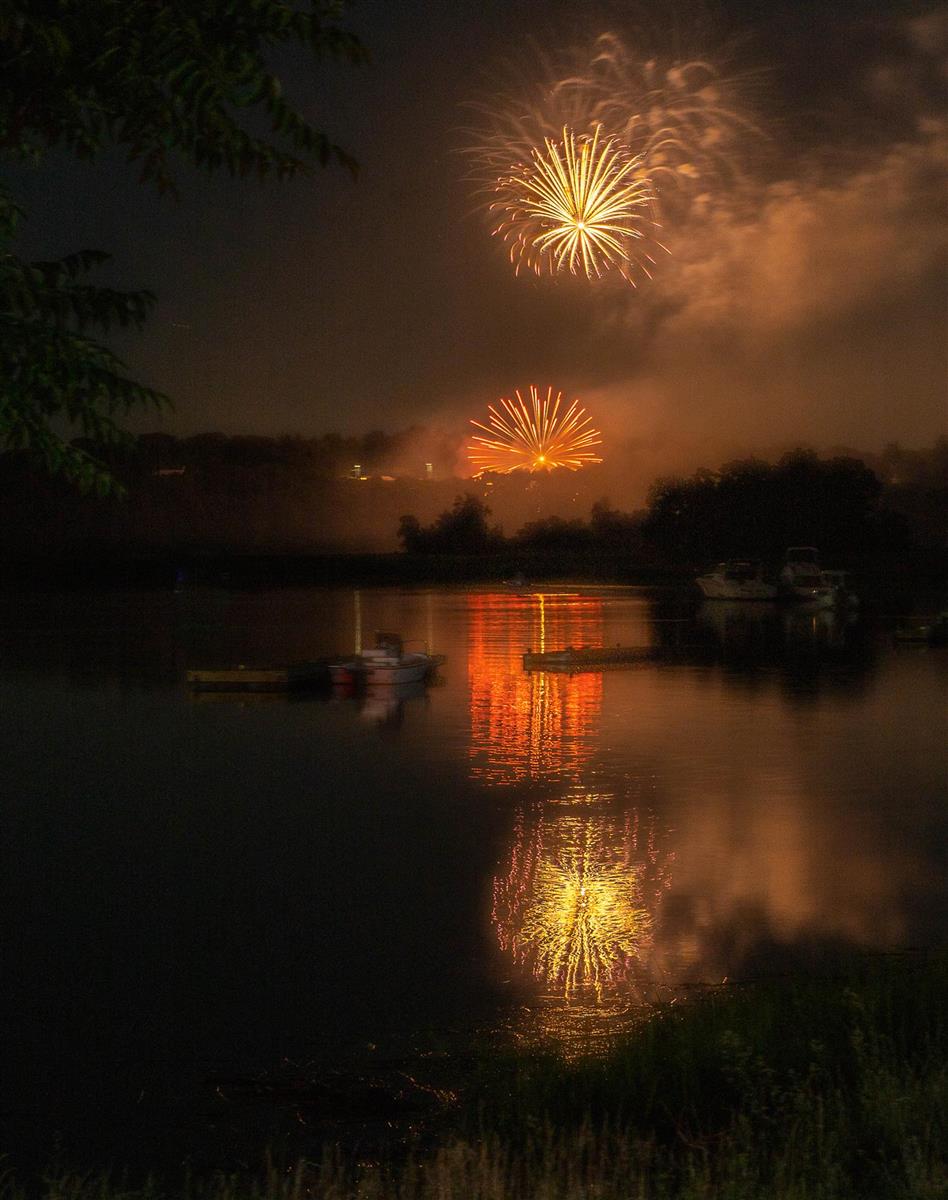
xmin=467 ymin=592 xmax=604 ymax=786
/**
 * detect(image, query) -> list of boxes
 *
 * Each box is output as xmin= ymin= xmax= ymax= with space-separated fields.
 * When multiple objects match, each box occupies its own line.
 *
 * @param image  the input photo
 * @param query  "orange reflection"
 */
xmin=468 ymin=593 xmax=604 ymax=786
xmin=493 ymin=804 xmax=675 ymax=1010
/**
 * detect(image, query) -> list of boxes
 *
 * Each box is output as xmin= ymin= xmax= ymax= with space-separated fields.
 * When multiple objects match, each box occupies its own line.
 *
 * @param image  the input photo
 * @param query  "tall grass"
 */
xmin=6 ymin=952 xmax=946 ymax=1199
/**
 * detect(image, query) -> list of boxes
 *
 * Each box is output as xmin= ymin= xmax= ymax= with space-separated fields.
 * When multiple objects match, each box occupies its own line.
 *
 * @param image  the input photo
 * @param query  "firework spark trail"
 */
xmin=468 ymin=385 xmax=602 ymax=474
xmin=555 ymin=34 xmax=763 ymax=200
xmin=464 ymin=31 xmax=764 ymax=276
xmin=492 ymin=125 xmax=661 ymax=280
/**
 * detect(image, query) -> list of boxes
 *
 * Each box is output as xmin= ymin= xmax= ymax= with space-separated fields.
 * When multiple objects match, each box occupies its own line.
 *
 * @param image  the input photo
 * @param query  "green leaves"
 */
xmin=0 ymin=1 xmax=367 ymax=187
xmin=0 ymin=241 xmax=170 ymax=494
xmin=0 ymin=1 xmax=365 ymax=492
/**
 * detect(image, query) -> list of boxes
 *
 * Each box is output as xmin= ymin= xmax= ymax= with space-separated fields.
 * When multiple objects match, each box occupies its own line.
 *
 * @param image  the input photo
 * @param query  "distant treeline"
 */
xmin=399 ymin=447 xmax=948 ymax=563
xmin=0 ymin=433 xmax=945 ymax=565
xmin=121 ymin=429 xmax=460 ymax=477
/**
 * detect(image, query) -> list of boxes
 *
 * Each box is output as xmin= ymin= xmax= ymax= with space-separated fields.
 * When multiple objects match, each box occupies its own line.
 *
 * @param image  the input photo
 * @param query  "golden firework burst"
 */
xmin=468 ymin=385 xmax=603 ymax=475
xmin=492 ymin=125 xmax=659 ymax=281
xmin=464 ymin=31 xmax=763 ymax=235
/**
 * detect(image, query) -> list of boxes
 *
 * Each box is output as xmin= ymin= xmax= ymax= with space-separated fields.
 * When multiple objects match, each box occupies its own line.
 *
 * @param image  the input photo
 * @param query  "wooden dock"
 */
xmin=186 ymin=661 xmax=329 ymax=692
xmin=522 ymin=645 xmax=659 ymax=673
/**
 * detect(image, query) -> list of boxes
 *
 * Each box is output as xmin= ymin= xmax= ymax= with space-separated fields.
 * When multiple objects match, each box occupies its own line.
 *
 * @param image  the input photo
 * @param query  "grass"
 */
xmin=5 ymin=952 xmax=946 ymax=1199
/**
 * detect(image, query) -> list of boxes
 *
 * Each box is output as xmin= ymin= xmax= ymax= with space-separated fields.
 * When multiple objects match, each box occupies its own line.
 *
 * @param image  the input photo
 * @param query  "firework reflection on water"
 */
xmin=493 ymin=800 xmax=677 ymax=1052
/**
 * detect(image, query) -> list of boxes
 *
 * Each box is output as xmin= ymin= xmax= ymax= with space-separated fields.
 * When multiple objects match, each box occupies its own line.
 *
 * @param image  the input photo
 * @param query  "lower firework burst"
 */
xmin=469 ymin=385 xmax=603 ymax=475
xmin=492 ymin=125 xmax=661 ymax=282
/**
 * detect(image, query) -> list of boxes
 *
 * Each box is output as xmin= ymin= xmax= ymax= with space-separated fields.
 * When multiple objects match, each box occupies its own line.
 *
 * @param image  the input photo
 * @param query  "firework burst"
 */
xmin=492 ymin=125 xmax=661 ymax=281
xmin=464 ymin=30 xmax=764 ymax=274
xmin=468 ymin=385 xmax=602 ymax=475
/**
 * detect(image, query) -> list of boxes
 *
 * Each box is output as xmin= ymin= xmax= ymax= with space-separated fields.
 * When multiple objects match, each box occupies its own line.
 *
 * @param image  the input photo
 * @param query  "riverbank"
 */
xmin=3 ymin=545 xmax=947 ymax=591
xmin=6 ymin=951 xmax=946 ymax=1199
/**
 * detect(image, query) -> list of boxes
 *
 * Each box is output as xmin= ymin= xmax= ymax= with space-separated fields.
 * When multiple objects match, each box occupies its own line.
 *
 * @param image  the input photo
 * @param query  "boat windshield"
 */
xmin=724 ymin=563 xmax=757 ymax=581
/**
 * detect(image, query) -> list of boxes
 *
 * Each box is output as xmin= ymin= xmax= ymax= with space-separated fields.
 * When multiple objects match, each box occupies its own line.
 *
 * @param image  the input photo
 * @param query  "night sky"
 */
xmin=12 ymin=0 xmax=947 ymax=477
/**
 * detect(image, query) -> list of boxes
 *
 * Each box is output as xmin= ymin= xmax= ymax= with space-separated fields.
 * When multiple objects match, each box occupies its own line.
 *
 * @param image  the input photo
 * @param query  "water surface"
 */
xmin=2 ymin=585 xmax=945 ymax=1169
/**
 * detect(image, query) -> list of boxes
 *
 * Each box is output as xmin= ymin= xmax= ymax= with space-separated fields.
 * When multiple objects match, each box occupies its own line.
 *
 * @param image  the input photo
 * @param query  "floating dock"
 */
xmin=186 ymin=662 xmax=329 ymax=692
xmin=522 ymin=645 xmax=659 ymax=673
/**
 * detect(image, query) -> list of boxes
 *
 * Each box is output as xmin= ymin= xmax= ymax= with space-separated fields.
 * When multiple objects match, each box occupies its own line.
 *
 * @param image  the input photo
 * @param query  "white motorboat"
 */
xmin=328 ymin=632 xmax=444 ymax=686
xmin=779 ymin=547 xmax=834 ymax=606
xmin=362 ymin=648 xmax=442 ymax=685
xmin=696 ymin=561 xmax=778 ymax=601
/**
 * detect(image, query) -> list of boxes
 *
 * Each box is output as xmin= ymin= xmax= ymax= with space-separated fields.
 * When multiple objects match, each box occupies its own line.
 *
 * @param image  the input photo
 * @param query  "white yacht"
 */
xmin=696 ymin=561 xmax=779 ymax=601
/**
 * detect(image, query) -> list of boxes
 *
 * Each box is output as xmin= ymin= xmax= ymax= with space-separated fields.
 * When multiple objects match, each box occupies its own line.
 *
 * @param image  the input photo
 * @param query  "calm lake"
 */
xmin=2 ymin=584 xmax=946 ymax=1172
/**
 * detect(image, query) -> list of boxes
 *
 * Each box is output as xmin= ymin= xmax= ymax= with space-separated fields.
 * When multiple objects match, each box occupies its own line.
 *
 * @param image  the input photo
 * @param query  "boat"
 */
xmin=329 ymin=633 xmax=445 ymax=686
xmin=893 ymin=613 xmax=948 ymax=645
xmin=779 ymin=547 xmax=835 ymax=607
xmin=696 ymin=561 xmax=778 ymax=601
xmin=187 ymin=662 xmax=328 ymax=692
xmin=523 ymin=644 xmax=658 ymax=673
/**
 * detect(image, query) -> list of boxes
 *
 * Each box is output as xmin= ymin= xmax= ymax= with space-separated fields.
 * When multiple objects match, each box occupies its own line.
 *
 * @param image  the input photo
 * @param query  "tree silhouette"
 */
xmin=399 ymin=494 xmax=505 ymax=554
xmin=643 ymin=451 xmax=908 ymax=561
xmin=1 ymin=1 xmax=366 ymax=492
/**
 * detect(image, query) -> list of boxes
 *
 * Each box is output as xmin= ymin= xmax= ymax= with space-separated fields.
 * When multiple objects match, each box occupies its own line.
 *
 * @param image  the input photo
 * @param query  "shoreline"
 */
xmin=4 ymin=949 xmax=945 ymax=1197
xmin=3 ymin=546 xmax=946 ymax=591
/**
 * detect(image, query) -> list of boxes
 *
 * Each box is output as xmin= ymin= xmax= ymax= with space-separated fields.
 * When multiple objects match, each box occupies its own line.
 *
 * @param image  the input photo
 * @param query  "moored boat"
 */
xmin=329 ymin=632 xmax=445 ymax=686
xmin=893 ymin=613 xmax=948 ymax=645
xmin=779 ymin=547 xmax=835 ymax=607
xmin=696 ymin=561 xmax=778 ymax=601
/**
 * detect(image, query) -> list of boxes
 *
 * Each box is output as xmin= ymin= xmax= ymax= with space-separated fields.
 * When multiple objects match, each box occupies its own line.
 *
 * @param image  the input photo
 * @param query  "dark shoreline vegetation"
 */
xmin=0 ymin=439 xmax=945 ymax=581
xmin=3 ymin=547 xmax=948 ymax=593
xmin=6 ymin=952 xmax=946 ymax=1199
xmin=2 ymin=438 xmax=947 ymax=591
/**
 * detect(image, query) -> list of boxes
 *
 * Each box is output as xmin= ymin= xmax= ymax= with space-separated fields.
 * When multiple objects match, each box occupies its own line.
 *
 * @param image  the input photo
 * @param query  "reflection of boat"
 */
xmin=360 ymin=679 xmax=428 ymax=725
xmin=696 ymin=561 xmax=778 ymax=601
xmin=187 ymin=662 xmax=327 ymax=692
xmin=821 ymin=569 xmax=859 ymax=609
xmin=523 ymin=645 xmax=657 ymax=672
xmin=329 ymin=632 xmax=444 ymax=686
xmin=779 ymin=547 xmax=834 ymax=606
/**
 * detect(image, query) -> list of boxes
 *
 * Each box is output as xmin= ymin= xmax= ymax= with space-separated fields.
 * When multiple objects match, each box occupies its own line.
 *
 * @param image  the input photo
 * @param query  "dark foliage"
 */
xmin=397 ymin=449 xmax=926 ymax=563
xmin=398 ymin=494 xmax=505 ymax=554
xmin=1 ymin=434 xmax=943 ymax=564
xmin=513 ymin=515 xmax=593 ymax=552
xmin=1 ymin=0 xmax=366 ymax=492
xmin=642 ymin=450 xmax=911 ymax=563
